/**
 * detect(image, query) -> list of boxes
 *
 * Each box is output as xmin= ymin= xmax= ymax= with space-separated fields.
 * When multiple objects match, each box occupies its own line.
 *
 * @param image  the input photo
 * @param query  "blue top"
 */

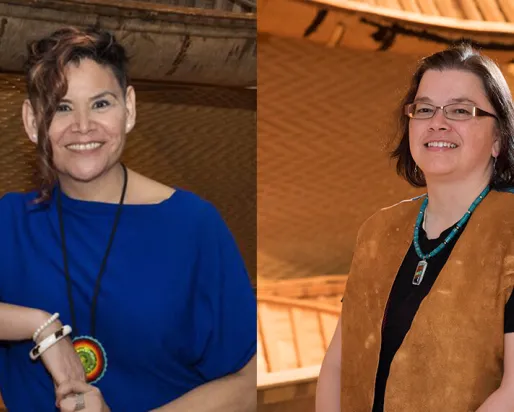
xmin=0 ymin=188 xmax=256 ymax=411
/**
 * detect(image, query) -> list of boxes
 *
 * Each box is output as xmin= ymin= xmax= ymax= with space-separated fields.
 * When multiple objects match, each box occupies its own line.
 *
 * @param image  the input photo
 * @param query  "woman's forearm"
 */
xmin=315 ymin=361 xmax=341 ymax=412
xmin=0 ymin=302 xmax=50 ymax=341
xmin=476 ymin=385 xmax=514 ymax=412
xmin=150 ymin=356 xmax=256 ymax=412
xmin=316 ymin=313 xmax=342 ymax=412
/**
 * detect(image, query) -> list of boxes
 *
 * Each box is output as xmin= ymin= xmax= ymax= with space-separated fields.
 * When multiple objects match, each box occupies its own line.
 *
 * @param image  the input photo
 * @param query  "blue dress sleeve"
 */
xmin=0 ymin=193 xmax=16 ymax=302
xmin=192 ymin=203 xmax=256 ymax=381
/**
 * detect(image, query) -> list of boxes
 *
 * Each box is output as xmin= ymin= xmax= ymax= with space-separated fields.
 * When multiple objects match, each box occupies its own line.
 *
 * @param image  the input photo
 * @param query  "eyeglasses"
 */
xmin=404 ymin=102 xmax=498 ymax=121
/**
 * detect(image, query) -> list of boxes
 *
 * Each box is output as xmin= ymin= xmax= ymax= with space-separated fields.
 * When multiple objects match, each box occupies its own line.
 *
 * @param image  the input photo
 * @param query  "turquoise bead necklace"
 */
xmin=412 ymin=185 xmax=490 ymax=285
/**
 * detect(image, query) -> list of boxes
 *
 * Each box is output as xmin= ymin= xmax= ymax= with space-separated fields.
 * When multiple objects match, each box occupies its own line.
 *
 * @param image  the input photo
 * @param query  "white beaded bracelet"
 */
xmin=29 ymin=325 xmax=72 ymax=361
xmin=32 ymin=312 xmax=60 ymax=342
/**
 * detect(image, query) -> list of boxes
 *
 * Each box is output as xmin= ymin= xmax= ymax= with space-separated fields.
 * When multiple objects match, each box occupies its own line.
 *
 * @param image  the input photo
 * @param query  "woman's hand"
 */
xmin=37 ymin=321 xmax=85 ymax=386
xmin=56 ymin=380 xmax=110 ymax=412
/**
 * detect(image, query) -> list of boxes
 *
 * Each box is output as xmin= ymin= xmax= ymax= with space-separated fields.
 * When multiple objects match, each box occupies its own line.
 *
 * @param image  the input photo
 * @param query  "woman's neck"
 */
xmin=423 ymin=174 xmax=490 ymax=239
xmin=58 ymin=163 xmax=126 ymax=203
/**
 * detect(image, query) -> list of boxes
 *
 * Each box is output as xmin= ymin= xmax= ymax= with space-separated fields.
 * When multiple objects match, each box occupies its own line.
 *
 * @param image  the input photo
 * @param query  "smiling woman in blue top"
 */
xmin=0 ymin=26 xmax=256 ymax=412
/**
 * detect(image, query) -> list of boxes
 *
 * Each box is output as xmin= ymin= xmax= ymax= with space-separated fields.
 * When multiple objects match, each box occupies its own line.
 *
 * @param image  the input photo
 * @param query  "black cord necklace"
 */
xmin=56 ymin=163 xmax=128 ymax=384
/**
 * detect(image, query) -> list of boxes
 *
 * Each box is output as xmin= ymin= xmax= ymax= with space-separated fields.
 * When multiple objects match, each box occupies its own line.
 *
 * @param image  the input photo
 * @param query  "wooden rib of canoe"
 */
xmin=257 ymin=275 xmax=347 ymax=412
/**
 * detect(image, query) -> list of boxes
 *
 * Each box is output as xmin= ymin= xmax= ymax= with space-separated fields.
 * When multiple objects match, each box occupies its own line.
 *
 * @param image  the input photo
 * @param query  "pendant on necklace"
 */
xmin=413 ymin=260 xmax=428 ymax=286
xmin=73 ymin=336 xmax=108 ymax=384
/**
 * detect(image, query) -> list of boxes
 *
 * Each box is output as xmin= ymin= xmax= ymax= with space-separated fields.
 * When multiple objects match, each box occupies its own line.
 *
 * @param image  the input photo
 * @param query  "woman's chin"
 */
xmin=57 ymin=160 xmax=111 ymax=183
xmin=422 ymin=168 xmax=458 ymax=181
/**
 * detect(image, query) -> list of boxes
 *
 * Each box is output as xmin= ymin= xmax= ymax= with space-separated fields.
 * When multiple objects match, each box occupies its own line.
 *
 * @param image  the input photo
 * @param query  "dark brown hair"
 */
xmin=391 ymin=43 xmax=514 ymax=189
xmin=24 ymin=26 xmax=129 ymax=202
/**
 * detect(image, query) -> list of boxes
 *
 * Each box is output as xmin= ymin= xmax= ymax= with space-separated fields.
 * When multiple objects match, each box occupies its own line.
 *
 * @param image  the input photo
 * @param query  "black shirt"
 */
xmin=369 ymin=222 xmax=514 ymax=411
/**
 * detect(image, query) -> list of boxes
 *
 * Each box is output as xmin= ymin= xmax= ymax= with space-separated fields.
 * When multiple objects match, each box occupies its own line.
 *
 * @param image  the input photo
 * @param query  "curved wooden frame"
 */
xmin=258 ymin=295 xmax=340 ymax=373
xmin=305 ymin=0 xmax=514 ymax=34
xmin=0 ymin=0 xmax=256 ymax=86
xmin=0 ymin=0 xmax=256 ymax=22
xmin=257 ymin=295 xmax=340 ymax=410
xmin=259 ymin=0 xmax=514 ymax=64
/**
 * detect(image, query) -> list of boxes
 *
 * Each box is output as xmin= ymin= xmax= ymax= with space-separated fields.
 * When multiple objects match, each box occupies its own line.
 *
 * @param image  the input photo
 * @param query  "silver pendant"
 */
xmin=413 ymin=260 xmax=428 ymax=285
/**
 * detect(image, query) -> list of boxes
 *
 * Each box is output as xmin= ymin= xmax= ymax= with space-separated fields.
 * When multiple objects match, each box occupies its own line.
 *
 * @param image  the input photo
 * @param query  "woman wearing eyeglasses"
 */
xmin=316 ymin=44 xmax=514 ymax=412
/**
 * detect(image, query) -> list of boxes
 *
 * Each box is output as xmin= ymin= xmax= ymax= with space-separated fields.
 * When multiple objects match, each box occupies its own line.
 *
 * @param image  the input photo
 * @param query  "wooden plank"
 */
xmin=291 ymin=307 xmax=326 ymax=367
xmin=257 ymin=365 xmax=320 ymax=388
xmin=498 ymin=0 xmax=514 ymax=22
xmin=433 ymin=0 xmax=462 ymax=18
xmin=258 ymin=302 xmax=299 ymax=372
xmin=476 ymin=0 xmax=506 ymax=22
xmin=320 ymin=312 xmax=338 ymax=346
xmin=257 ymin=397 xmax=315 ymax=412
xmin=287 ymin=307 xmax=301 ymax=369
xmin=398 ymin=0 xmax=420 ymax=13
xmin=257 ymin=310 xmax=271 ymax=373
xmin=317 ymin=310 xmax=328 ymax=351
xmin=258 ymin=296 xmax=339 ymax=373
xmin=0 ymin=0 xmax=255 ymax=20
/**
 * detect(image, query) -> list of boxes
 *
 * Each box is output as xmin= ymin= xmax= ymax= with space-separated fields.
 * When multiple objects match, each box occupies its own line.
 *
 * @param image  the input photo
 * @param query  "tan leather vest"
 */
xmin=341 ymin=190 xmax=514 ymax=412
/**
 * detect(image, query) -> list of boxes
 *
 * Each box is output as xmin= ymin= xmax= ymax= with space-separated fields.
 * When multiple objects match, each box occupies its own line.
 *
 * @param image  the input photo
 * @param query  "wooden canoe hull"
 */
xmin=0 ymin=0 xmax=256 ymax=86
xmin=257 ymin=275 xmax=346 ymax=410
xmin=259 ymin=0 xmax=514 ymax=63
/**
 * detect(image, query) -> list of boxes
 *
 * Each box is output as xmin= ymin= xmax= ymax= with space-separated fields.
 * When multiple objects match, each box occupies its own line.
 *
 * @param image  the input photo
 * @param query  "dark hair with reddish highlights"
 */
xmin=24 ymin=26 xmax=130 ymax=202
xmin=391 ymin=43 xmax=514 ymax=189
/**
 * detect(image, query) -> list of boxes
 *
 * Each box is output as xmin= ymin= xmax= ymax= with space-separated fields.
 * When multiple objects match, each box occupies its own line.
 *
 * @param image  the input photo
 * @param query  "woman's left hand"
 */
xmin=55 ymin=380 xmax=110 ymax=412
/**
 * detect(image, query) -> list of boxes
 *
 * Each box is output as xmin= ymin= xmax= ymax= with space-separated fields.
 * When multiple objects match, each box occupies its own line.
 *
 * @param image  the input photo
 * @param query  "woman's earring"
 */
xmin=414 ymin=164 xmax=424 ymax=180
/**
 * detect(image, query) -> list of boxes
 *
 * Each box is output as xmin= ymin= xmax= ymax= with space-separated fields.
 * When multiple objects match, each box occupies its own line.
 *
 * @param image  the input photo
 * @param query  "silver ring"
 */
xmin=74 ymin=393 xmax=86 ymax=411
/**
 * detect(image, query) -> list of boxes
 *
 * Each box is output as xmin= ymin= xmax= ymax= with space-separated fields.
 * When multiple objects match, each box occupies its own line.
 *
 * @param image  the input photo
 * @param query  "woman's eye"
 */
xmin=56 ymin=104 xmax=71 ymax=112
xmin=93 ymin=100 xmax=110 ymax=109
